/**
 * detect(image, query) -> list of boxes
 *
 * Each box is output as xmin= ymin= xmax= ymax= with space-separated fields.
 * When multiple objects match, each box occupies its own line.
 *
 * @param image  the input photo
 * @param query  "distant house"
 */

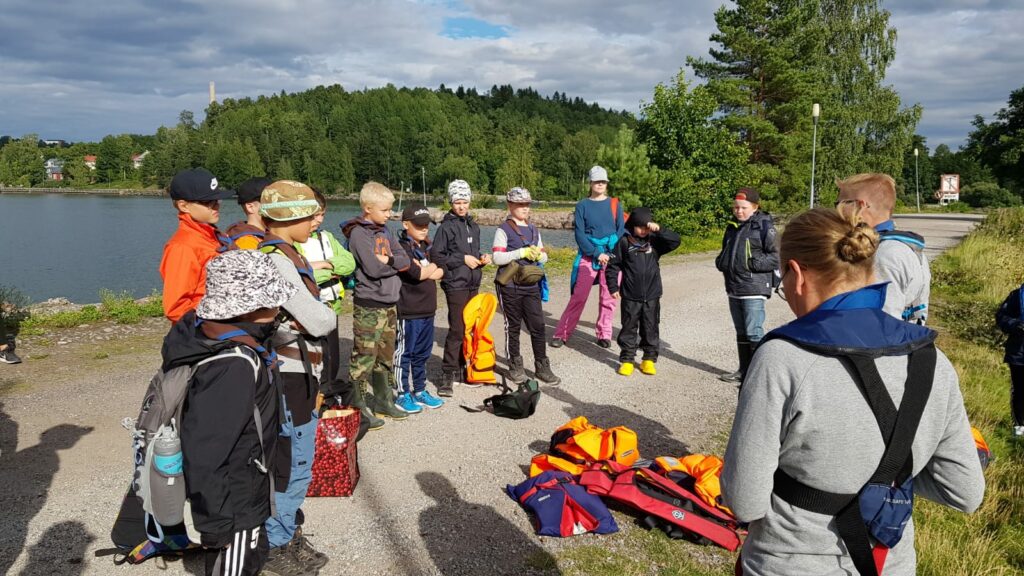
xmin=42 ymin=139 xmax=67 ymax=147
xmin=45 ymin=158 xmax=64 ymax=181
xmin=131 ymin=150 xmax=150 ymax=169
xmin=84 ymin=155 xmax=97 ymax=170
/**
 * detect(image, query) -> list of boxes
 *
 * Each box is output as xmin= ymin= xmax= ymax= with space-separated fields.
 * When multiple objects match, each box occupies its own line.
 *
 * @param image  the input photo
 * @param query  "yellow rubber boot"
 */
xmin=618 ymin=362 xmax=634 ymax=376
xmin=640 ymin=360 xmax=657 ymax=375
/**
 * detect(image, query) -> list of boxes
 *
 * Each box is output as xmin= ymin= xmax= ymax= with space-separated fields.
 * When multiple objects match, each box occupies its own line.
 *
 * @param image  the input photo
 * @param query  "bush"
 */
xmin=962 ymin=182 xmax=1021 ymax=208
xmin=0 ymin=284 xmax=31 ymax=338
xmin=941 ymin=201 xmax=973 ymax=213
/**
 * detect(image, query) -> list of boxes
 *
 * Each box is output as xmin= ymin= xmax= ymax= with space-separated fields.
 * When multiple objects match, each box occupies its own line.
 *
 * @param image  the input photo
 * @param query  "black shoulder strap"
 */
xmin=772 ymin=345 xmax=937 ymax=576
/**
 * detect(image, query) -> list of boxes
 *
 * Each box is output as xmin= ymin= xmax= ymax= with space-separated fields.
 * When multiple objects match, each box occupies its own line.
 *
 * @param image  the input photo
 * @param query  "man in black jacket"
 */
xmin=714 ymin=187 xmax=779 ymax=383
xmin=163 ymin=250 xmax=296 ymax=576
xmin=606 ymin=207 xmax=681 ymax=377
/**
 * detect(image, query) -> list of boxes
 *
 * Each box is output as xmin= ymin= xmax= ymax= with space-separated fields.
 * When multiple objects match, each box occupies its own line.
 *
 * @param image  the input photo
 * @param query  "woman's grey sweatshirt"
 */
xmin=722 ymin=339 xmax=985 ymax=576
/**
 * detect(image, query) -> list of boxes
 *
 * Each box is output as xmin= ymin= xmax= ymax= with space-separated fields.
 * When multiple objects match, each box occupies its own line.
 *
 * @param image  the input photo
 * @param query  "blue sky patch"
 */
xmin=442 ymin=17 xmax=510 ymax=39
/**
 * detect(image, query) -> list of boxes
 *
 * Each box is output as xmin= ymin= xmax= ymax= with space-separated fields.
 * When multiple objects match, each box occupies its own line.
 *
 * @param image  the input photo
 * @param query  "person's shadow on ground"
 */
xmin=0 ymin=405 xmax=93 ymax=576
xmin=18 ymin=520 xmax=94 ymax=576
xmin=559 ymin=316 xmax=728 ymax=377
xmin=417 ymin=472 xmax=560 ymax=576
xmin=543 ymin=386 xmax=692 ymax=458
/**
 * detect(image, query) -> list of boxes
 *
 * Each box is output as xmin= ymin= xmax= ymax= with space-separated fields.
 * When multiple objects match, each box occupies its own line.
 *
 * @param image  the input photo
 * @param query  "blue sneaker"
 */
xmin=413 ymin=390 xmax=445 ymax=409
xmin=394 ymin=392 xmax=423 ymax=414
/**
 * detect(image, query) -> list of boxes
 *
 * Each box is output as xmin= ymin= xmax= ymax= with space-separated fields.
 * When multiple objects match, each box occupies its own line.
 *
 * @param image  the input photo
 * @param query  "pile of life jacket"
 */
xmin=507 ymin=416 xmax=744 ymax=551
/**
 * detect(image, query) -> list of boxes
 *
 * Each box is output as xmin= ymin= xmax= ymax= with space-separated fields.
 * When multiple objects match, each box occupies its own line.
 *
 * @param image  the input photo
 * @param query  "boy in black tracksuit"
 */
xmin=430 ymin=180 xmax=491 ymax=396
xmin=396 ymin=204 xmax=446 ymax=411
xmin=163 ymin=249 xmax=296 ymax=576
xmin=605 ymin=207 xmax=680 ymax=377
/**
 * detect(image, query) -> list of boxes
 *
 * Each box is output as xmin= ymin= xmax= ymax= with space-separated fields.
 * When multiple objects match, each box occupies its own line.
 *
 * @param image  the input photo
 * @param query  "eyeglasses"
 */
xmin=775 ymin=268 xmax=789 ymax=301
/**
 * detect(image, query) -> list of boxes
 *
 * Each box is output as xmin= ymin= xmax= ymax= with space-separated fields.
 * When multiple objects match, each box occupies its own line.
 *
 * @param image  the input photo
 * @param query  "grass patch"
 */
xmin=914 ymin=207 xmax=1024 ymax=575
xmin=19 ymin=291 xmax=164 ymax=334
xmin=557 ymin=527 xmax=733 ymax=576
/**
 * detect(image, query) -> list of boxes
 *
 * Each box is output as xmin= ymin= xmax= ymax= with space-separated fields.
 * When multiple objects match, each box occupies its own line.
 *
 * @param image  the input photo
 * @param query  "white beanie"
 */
xmin=448 ymin=179 xmax=472 ymax=203
xmin=588 ymin=166 xmax=609 ymax=183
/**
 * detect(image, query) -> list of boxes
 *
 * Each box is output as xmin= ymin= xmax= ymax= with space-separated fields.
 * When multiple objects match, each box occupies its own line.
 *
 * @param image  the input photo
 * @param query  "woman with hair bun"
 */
xmin=721 ymin=208 xmax=984 ymax=576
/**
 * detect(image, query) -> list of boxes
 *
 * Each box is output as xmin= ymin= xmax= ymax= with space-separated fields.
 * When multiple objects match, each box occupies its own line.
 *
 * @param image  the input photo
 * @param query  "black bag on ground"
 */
xmin=484 ymin=379 xmax=541 ymax=419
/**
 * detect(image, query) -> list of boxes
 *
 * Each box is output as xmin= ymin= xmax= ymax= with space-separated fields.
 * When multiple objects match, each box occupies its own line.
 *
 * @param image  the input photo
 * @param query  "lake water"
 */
xmin=0 ymin=193 xmax=578 ymax=303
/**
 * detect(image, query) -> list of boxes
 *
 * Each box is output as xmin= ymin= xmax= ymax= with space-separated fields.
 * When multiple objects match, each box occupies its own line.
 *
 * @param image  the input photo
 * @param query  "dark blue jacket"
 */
xmin=715 ymin=211 xmax=779 ymax=298
xmin=996 ymin=285 xmax=1024 ymax=365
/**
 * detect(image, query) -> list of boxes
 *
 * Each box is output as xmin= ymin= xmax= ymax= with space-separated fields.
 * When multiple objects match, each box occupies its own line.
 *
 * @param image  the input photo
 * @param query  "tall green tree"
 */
xmin=813 ymin=0 xmax=920 ymax=204
xmin=494 ymin=135 xmax=541 ymax=194
xmin=0 ymin=134 xmax=45 ymax=186
xmin=965 ymin=85 xmax=1024 ymax=195
xmin=637 ymin=72 xmax=751 ymax=234
xmin=596 ymin=126 xmax=661 ymax=211
xmin=688 ymin=0 xmax=919 ymax=207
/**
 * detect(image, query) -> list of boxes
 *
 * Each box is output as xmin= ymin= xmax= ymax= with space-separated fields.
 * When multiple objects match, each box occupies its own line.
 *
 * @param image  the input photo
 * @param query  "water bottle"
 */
xmin=150 ymin=420 xmax=185 ymax=525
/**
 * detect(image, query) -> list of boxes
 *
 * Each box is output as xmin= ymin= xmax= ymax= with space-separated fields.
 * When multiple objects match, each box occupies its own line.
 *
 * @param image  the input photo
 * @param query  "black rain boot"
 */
xmin=507 ymin=356 xmax=527 ymax=384
xmin=737 ymin=340 xmax=756 ymax=385
xmin=351 ymin=379 xmax=384 ymax=431
xmin=370 ymin=369 xmax=408 ymax=420
xmin=437 ymin=371 xmax=454 ymax=397
xmin=719 ymin=339 xmax=749 ymax=383
xmin=534 ymin=358 xmax=561 ymax=386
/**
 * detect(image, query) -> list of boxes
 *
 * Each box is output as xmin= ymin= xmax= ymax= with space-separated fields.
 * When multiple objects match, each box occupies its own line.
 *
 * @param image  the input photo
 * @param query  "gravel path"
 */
xmin=0 ymin=215 xmax=979 ymax=576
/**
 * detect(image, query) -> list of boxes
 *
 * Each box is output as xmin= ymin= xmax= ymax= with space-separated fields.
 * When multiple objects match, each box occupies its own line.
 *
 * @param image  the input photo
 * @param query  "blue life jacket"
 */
xmin=506 ymin=471 xmax=618 ymax=537
xmin=763 ymin=283 xmax=938 ymax=576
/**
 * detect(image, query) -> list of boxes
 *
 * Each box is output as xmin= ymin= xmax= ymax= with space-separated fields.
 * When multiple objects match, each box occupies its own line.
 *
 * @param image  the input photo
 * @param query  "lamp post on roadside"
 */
xmin=421 ymin=166 xmax=427 ymax=206
xmin=810 ymin=103 xmax=820 ymax=209
xmin=914 ymin=148 xmax=921 ymax=213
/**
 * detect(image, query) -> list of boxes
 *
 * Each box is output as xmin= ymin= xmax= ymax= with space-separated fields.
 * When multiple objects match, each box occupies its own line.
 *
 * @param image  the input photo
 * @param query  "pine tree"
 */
xmin=689 ymin=0 xmax=919 ymax=207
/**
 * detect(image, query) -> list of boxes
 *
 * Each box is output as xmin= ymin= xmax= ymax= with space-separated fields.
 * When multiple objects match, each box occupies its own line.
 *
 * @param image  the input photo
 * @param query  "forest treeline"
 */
xmin=4 ymin=1 xmax=1023 ymax=234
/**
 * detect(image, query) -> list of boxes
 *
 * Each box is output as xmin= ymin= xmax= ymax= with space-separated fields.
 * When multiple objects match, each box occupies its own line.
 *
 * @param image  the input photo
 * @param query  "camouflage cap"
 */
xmin=259 ymin=180 xmax=322 ymax=221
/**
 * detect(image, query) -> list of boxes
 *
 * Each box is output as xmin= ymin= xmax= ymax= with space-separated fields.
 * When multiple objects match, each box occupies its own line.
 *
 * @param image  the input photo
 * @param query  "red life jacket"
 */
xmin=579 ymin=461 xmax=743 ymax=551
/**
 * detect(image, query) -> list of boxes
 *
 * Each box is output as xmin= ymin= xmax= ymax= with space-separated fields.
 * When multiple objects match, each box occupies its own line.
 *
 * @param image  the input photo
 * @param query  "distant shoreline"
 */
xmin=0 ymin=186 xmax=165 ymax=197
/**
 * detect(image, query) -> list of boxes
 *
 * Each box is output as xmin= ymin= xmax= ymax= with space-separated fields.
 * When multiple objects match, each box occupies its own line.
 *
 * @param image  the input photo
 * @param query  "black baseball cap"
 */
xmin=402 ymin=204 xmax=432 ymax=226
xmin=169 ymin=168 xmax=234 ymax=202
xmin=626 ymin=206 xmax=653 ymax=229
xmin=237 ymin=177 xmax=273 ymax=204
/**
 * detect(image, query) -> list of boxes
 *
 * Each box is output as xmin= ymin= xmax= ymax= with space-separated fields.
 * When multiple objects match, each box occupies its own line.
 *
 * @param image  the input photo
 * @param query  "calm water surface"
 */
xmin=0 ymin=193 xmax=576 ymax=303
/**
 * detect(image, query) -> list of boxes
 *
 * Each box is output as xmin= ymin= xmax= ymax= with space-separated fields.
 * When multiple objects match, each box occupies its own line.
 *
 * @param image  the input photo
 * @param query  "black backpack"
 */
xmin=484 ymin=379 xmax=541 ymax=419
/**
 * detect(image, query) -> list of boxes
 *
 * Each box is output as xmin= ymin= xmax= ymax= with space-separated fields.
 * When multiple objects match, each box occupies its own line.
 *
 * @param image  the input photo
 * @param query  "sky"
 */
xmin=1 ymin=0 xmax=1020 ymax=150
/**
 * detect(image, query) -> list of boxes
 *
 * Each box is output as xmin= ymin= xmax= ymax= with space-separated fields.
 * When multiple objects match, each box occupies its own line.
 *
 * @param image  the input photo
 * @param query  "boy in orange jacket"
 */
xmin=158 ymin=168 xmax=234 ymax=322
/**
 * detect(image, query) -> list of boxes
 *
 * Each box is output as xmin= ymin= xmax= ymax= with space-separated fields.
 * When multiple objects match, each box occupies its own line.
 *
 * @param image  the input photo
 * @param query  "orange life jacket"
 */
xmin=462 ymin=293 xmax=498 ymax=384
xmin=653 ymin=454 xmax=733 ymax=516
xmin=530 ymin=416 xmax=639 ymax=477
xmin=972 ymin=426 xmax=992 ymax=470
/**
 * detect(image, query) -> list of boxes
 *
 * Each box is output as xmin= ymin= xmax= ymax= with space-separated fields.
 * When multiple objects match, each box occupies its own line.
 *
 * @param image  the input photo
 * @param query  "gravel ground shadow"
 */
xmin=417 ymin=472 xmax=560 ymax=575
xmin=17 ymin=520 xmax=94 ymax=576
xmin=0 ymin=406 xmax=93 ymax=576
xmin=542 ymin=387 xmax=692 ymax=458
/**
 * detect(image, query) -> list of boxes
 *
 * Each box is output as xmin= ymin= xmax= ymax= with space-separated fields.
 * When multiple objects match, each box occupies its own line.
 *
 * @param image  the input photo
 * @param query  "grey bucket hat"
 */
xmin=506 ymin=187 xmax=533 ymax=204
xmin=588 ymin=166 xmax=609 ymax=183
xmin=196 ymin=250 xmax=297 ymax=320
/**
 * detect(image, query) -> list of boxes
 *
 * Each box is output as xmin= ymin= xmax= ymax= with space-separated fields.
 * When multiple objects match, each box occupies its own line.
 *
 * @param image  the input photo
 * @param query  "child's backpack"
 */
xmin=530 ymin=416 xmax=639 ymax=477
xmin=101 ymin=347 xmax=267 ymax=565
xmin=507 ymin=470 xmax=619 ymax=537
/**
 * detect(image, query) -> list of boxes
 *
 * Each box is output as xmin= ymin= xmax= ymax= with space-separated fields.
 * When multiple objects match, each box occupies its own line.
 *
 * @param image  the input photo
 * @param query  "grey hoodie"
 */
xmin=267 ymin=253 xmax=337 ymax=378
xmin=722 ymin=339 xmax=985 ymax=576
xmin=876 ymin=238 xmax=931 ymax=324
xmin=342 ymin=219 xmax=411 ymax=307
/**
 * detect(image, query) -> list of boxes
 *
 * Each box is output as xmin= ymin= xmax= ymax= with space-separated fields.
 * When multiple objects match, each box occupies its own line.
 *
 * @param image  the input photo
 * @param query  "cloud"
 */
xmin=0 ymin=0 xmax=1017 ymax=150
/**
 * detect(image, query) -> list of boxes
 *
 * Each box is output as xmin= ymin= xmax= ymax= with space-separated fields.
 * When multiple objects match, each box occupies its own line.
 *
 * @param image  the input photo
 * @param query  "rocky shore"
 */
xmin=397 ymin=207 xmax=574 ymax=229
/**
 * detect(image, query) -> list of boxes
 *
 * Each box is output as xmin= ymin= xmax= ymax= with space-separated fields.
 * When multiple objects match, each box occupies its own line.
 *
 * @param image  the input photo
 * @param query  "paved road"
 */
xmin=0 ymin=216 xmax=979 ymax=575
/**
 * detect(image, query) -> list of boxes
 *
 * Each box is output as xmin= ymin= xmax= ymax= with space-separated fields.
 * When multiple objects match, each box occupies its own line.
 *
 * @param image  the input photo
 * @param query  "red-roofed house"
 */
xmin=84 ymin=155 xmax=96 ymax=170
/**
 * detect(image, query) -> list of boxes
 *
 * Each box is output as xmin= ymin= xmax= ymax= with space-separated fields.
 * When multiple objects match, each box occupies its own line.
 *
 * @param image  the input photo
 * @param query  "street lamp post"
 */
xmin=914 ymin=148 xmax=921 ymax=213
xmin=421 ymin=166 xmax=427 ymax=206
xmin=810 ymin=103 xmax=820 ymax=209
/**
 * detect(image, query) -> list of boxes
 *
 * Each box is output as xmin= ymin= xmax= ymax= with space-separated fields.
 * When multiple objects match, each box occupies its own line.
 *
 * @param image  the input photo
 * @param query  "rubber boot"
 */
xmin=507 ymin=356 xmax=527 ymax=384
xmin=738 ymin=340 xmax=756 ymax=384
xmin=351 ymin=379 xmax=384 ymax=431
xmin=719 ymin=339 xmax=749 ymax=383
xmin=534 ymin=358 xmax=561 ymax=386
xmin=370 ymin=369 xmax=408 ymax=420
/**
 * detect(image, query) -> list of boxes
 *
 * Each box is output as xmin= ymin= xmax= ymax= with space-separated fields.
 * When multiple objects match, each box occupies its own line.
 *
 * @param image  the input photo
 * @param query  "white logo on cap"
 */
xmin=415 ymin=208 xmax=429 ymax=216
xmin=210 ymin=178 xmax=218 ymax=190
